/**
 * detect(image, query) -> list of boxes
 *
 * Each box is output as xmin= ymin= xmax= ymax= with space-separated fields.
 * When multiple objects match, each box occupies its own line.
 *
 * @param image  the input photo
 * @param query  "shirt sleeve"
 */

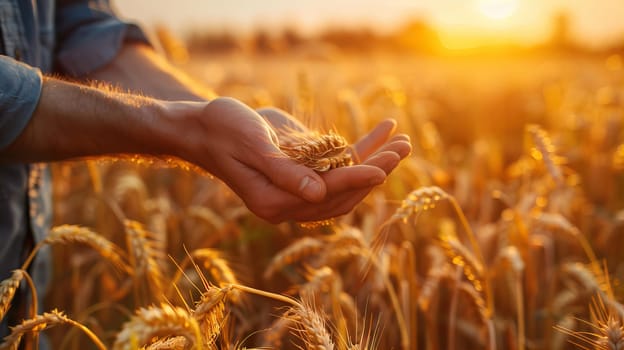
xmin=0 ymin=56 xmax=42 ymax=149
xmin=55 ymin=0 xmax=152 ymax=77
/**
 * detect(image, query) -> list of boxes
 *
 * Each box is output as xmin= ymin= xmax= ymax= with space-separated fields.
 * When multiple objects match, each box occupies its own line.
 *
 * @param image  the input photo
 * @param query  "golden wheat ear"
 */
xmin=21 ymin=225 xmax=131 ymax=274
xmin=0 ymin=270 xmax=25 ymax=323
xmin=280 ymin=130 xmax=353 ymax=171
xmin=285 ymin=299 xmax=336 ymax=350
xmin=1 ymin=309 xmax=105 ymax=350
xmin=113 ymin=303 xmax=202 ymax=350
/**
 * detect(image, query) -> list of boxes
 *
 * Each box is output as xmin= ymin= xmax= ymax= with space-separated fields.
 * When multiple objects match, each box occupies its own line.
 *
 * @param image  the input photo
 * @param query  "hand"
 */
xmin=176 ymin=97 xmax=411 ymax=223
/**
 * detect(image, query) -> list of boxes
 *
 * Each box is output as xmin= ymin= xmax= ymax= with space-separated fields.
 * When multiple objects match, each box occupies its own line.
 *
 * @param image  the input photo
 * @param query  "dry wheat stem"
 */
xmin=500 ymin=246 xmax=526 ymax=350
xmin=399 ymin=241 xmax=418 ymax=350
xmin=229 ymin=283 xmax=300 ymax=308
xmin=356 ymin=246 xmax=410 ymax=350
xmin=0 ymin=309 xmax=105 ymax=350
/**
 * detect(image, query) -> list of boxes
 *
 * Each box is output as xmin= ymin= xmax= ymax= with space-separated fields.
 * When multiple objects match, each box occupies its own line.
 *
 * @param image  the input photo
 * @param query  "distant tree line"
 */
xmin=177 ymin=13 xmax=624 ymax=57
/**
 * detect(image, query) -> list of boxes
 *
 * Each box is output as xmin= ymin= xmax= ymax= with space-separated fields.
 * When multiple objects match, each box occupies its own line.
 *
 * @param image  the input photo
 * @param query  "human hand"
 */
xmin=174 ymin=97 xmax=411 ymax=223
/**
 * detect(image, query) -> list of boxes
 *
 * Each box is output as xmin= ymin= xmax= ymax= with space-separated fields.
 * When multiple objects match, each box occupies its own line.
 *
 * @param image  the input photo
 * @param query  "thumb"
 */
xmin=248 ymin=133 xmax=326 ymax=202
xmin=263 ymin=152 xmax=327 ymax=202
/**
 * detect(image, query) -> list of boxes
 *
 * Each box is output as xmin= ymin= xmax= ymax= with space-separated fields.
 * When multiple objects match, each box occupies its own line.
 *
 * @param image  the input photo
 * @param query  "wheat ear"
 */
xmin=280 ymin=131 xmax=353 ymax=172
xmin=0 ymin=271 xmax=25 ymax=323
xmin=0 ymin=309 xmax=105 ymax=350
xmin=285 ymin=300 xmax=335 ymax=350
xmin=264 ymin=236 xmax=325 ymax=279
xmin=526 ymin=124 xmax=565 ymax=186
xmin=191 ymin=285 xmax=230 ymax=344
xmin=124 ymin=219 xmax=166 ymax=300
xmin=22 ymin=225 xmax=130 ymax=274
xmin=113 ymin=303 xmax=202 ymax=350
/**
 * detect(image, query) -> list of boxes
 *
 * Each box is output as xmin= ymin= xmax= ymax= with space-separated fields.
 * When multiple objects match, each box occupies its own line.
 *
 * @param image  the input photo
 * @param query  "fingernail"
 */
xmin=369 ymin=174 xmax=386 ymax=186
xmin=299 ymin=176 xmax=322 ymax=201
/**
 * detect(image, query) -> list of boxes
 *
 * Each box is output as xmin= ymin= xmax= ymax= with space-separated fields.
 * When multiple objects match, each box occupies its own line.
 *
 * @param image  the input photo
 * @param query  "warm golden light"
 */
xmin=478 ymin=0 xmax=518 ymax=20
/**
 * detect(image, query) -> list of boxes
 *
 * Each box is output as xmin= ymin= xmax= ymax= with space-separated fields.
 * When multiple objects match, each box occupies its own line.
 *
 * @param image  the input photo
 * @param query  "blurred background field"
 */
xmin=39 ymin=1 xmax=624 ymax=349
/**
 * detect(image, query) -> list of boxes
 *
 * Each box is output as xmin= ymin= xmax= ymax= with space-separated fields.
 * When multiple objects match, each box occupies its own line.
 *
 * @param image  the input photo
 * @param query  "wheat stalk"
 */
xmin=498 ymin=246 xmax=525 ymax=350
xmin=386 ymin=186 xmax=493 ymax=318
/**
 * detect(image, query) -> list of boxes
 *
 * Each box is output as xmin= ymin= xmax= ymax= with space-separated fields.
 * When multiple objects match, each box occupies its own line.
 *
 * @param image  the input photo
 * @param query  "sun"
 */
xmin=478 ymin=0 xmax=518 ymax=20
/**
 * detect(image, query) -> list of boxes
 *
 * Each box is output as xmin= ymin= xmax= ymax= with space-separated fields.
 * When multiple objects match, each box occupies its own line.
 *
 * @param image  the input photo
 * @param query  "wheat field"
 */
xmin=2 ymin=51 xmax=624 ymax=349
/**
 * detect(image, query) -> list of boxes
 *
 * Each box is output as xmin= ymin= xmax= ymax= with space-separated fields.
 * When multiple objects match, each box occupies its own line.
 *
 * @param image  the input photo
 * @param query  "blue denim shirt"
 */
xmin=0 ymin=0 xmax=148 ymax=337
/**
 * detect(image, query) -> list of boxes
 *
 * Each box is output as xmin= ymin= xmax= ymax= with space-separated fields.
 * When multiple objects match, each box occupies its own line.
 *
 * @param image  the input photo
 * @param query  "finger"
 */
xmin=257 ymin=107 xmax=307 ymax=133
xmin=353 ymin=119 xmax=396 ymax=160
xmin=286 ymin=186 xmax=376 ymax=222
xmin=361 ymin=151 xmax=401 ymax=175
xmin=369 ymin=138 xmax=412 ymax=160
xmin=321 ymin=165 xmax=386 ymax=195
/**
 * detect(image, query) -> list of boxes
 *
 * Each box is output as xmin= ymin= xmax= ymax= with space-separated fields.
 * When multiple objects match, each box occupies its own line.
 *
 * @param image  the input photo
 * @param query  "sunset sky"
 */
xmin=114 ymin=0 xmax=624 ymax=49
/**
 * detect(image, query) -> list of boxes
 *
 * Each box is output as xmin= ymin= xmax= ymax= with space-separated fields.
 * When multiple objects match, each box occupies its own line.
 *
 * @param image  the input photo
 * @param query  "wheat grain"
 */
xmin=261 ymin=311 xmax=294 ymax=349
xmin=0 ymin=271 xmax=24 ymax=323
xmin=113 ymin=303 xmax=201 ymax=350
xmin=124 ymin=219 xmax=166 ymax=295
xmin=0 ymin=309 xmax=105 ymax=350
xmin=191 ymin=285 xmax=230 ymax=343
xmin=526 ymin=124 xmax=565 ymax=186
xmin=264 ymin=236 xmax=325 ymax=279
xmin=556 ymin=294 xmax=624 ymax=350
xmin=280 ymin=131 xmax=353 ymax=172
xmin=286 ymin=300 xmax=335 ymax=350
xmin=438 ymin=221 xmax=484 ymax=293
xmin=141 ymin=336 xmax=188 ymax=350
xmin=43 ymin=225 xmax=131 ymax=273
xmin=190 ymin=249 xmax=241 ymax=303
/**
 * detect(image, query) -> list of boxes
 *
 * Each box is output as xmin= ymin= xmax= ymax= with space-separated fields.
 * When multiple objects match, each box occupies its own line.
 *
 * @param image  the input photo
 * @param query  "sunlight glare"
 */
xmin=478 ymin=0 xmax=518 ymax=20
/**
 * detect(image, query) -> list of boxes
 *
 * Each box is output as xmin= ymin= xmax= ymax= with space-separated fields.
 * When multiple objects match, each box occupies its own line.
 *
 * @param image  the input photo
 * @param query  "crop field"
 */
xmin=3 ymin=51 xmax=624 ymax=349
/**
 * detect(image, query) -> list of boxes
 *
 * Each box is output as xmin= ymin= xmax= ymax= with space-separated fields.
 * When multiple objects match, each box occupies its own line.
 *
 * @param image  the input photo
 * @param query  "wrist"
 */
xmin=153 ymin=100 xmax=209 ymax=160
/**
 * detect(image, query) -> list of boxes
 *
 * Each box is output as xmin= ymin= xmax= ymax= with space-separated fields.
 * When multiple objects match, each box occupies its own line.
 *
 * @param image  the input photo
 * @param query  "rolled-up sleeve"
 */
xmin=55 ymin=0 xmax=151 ymax=77
xmin=0 ymin=56 xmax=42 ymax=149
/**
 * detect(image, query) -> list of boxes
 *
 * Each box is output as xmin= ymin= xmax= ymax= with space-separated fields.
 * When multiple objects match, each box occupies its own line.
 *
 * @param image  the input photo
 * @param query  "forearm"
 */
xmin=87 ymin=43 xmax=216 ymax=102
xmin=0 ymin=77 xmax=192 ymax=162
